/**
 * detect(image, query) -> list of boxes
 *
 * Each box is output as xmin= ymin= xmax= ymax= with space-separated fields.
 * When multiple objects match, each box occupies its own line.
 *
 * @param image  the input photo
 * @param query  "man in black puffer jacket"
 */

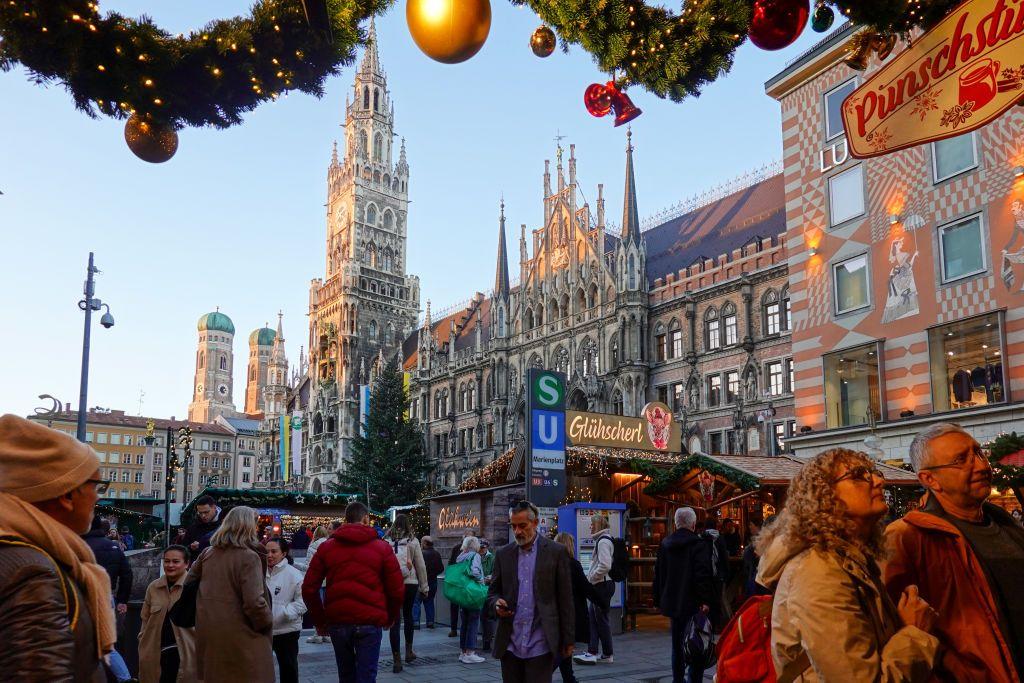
xmin=82 ymin=516 xmax=135 ymax=682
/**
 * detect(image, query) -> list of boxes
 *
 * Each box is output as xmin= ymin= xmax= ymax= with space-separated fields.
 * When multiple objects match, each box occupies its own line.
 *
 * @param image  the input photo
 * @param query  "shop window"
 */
xmin=824 ymin=79 xmax=857 ymax=140
xmin=767 ymin=361 xmax=784 ymax=396
xmin=932 ymin=132 xmax=977 ymax=183
xmin=706 ymin=375 xmax=722 ymax=408
xmin=725 ymin=370 xmax=740 ymax=404
xmin=823 ymin=343 xmax=882 ymax=428
xmin=828 ymin=165 xmax=865 ymax=226
xmin=939 ymin=214 xmax=985 ymax=283
xmin=709 ymin=431 xmax=724 ymax=455
xmin=929 ymin=312 xmax=1004 ymax=411
xmin=833 ymin=254 xmax=870 ymax=314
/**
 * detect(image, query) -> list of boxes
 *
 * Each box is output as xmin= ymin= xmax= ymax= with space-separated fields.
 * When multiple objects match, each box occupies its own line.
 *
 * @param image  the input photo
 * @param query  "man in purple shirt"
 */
xmin=487 ymin=500 xmax=574 ymax=683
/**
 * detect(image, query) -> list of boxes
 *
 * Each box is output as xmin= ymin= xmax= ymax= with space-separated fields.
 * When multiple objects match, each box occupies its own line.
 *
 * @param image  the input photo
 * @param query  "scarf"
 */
xmin=0 ymin=491 xmax=116 ymax=659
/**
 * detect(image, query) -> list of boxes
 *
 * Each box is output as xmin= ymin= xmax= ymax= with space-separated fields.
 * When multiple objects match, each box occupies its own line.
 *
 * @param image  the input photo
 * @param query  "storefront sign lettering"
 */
xmin=843 ymin=0 xmax=1024 ymax=158
xmin=431 ymin=500 xmax=482 ymax=537
xmin=566 ymin=402 xmax=680 ymax=452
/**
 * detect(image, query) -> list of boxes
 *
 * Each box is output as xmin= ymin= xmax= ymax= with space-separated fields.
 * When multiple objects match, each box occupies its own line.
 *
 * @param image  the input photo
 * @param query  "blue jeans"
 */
xmin=459 ymin=607 xmax=479 ymax=651
xmin=328 ymin=624 xmax=383 ymax=683
xmin=412 ymin=578 xmax=437 ymax=626
xmin=106 ymin=597 xmax=131 ymax=682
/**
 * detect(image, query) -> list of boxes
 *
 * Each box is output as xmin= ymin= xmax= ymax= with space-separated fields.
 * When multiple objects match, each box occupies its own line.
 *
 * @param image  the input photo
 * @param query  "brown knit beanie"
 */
xmin=0 ymin=414 xmax=100 ymax=502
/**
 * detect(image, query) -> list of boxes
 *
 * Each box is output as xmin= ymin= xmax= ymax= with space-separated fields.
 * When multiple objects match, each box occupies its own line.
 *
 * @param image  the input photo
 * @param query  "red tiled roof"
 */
xmin=29 ymin=410 xmax=235 ymax=435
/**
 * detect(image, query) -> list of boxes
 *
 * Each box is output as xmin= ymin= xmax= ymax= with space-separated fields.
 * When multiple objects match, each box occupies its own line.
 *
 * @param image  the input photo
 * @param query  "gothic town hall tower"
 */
xmin=305 ymin=21 xmax=421 ymax=492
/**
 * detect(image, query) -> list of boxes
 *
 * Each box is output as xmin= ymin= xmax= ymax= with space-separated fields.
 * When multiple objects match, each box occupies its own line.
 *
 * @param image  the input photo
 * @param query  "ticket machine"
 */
xmin=557 ymin=501 xmax=627 ymax=633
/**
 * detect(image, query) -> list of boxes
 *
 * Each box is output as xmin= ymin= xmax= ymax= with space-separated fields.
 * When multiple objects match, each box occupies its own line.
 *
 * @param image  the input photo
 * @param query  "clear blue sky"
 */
xmin=0 ymin=1 xmax=820 ymax=420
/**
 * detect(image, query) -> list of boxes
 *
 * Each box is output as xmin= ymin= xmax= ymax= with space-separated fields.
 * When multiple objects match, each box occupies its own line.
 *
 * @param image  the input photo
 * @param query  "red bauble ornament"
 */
xmin=585 ymin=82 xmax=613 ymax=117
xmin=748 ymin=0 xmax=809 ymax=51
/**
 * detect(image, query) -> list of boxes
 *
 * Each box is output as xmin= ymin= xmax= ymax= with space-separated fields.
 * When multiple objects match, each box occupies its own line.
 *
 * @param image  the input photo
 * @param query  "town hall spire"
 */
xmin=494 ymin=198 xmax=510 ymax=298
xmin=621 ymin=128 xmax=640 ymax=245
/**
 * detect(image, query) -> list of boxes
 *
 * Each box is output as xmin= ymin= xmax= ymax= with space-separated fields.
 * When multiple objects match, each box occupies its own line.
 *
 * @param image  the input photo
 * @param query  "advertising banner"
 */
xmin=843 ymin=0 xmax=1024 ymax=158
xmin=291 ymin=411 xmax=303 ymax=477
xmin=359 ymin=384 xmax=371 ymax=437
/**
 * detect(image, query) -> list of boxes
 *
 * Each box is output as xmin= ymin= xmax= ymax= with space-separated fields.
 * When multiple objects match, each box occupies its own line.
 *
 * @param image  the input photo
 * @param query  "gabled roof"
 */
xmin=223 ymin=417 xmax=261 ymax=434
xmin=643 ymin=174 xmax=786 ymax=285
xmin=402 ymin=296 xmax=492 ymax=370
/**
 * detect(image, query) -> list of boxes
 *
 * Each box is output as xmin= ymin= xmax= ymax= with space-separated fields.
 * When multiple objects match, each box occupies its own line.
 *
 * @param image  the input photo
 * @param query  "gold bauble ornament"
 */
xmin=124 ymin=115 xmax=178 ymax=163
xmin=530 ymin=25 xmax=556 ymax=58
xmin=406 ymin=0 xmax=491 ymax=64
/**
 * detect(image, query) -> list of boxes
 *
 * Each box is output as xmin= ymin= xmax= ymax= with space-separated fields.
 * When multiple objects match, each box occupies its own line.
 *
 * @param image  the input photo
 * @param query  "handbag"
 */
xmin=682 ymin=607 xmax=715 ymax=669
xmin=442 ymin=560 xmax=487 ymax=610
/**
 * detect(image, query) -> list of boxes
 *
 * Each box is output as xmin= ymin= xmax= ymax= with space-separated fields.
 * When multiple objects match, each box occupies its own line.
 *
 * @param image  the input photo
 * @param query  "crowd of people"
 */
xmin=1 ymin=413 xmax=1023 ymax=683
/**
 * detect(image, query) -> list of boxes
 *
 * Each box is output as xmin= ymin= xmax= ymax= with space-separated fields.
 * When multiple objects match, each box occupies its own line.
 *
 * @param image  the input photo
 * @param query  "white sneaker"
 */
xmin=468 ymin=653 xmax=486 ymax=663
xmin=598 ymin=654 xmax=614 ymax=664
xmin=459 ymin=654 xmax=472 ymax=664
xmin=306 ymin=635 xmax=322 ymax=644
xmin=573 ymin=653 xmax=598 ymax=665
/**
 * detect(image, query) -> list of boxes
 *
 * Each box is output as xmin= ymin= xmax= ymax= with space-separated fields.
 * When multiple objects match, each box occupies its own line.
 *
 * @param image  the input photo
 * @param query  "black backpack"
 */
xmin=600 ymin=536 xmax=630 ymax=582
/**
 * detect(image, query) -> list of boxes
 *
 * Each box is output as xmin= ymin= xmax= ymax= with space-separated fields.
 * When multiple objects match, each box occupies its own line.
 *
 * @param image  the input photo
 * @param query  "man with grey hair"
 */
xmin=653 ymin=507 xmax=713 ymax=683
xmin=885 ymin=422 xmax=1024 ymax=682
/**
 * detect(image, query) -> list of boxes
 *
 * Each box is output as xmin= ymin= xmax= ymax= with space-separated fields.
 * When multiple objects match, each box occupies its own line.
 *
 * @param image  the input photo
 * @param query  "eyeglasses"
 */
xmin=832 ymin=465 xmax=884 ymax=485
xmin=85 ymin=479 xmax=111 ymax=495
xmin=920 ymin=447 xmax=989 ymax=472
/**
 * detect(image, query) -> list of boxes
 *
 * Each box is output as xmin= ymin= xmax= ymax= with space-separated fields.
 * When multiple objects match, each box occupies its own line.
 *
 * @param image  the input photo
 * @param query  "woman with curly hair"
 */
xmin=755 ymin=448 xmax=940 ymax=681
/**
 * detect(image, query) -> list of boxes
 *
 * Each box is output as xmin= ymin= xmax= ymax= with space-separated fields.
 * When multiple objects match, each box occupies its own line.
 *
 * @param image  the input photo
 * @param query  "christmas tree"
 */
xmin=332 ymin=355 xmax=431 ymax=511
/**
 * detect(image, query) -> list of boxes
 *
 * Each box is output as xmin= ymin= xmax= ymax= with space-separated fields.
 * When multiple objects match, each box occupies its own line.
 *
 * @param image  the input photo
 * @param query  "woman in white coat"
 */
xmin=266 ymin=537 xmax=306 ymax=683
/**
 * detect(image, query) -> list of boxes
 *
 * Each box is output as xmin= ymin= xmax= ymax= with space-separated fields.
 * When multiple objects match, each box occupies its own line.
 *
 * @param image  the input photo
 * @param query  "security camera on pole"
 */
xmin=75 ymin=252 xmax=116 ymax=442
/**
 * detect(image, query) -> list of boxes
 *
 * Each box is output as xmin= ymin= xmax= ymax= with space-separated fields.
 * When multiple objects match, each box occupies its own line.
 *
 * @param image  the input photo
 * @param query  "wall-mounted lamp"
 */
xmin=1014 ymin=165 xmax=1024 ymax=178
xmin=889 ymin=213 xmax=901 ymax=225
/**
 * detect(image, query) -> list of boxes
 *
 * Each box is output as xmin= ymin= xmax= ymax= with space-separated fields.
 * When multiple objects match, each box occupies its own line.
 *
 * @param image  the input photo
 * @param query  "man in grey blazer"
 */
xmin=486 ymin=500 xmax=574 ymax=683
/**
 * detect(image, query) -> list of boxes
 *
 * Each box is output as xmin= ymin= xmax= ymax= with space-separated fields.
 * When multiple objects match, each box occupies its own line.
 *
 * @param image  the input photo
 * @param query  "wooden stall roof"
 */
xmin=460 ymin=446 xmax=920 ymax=494
xmin=706 ymin=454 xmax=919 ymax=486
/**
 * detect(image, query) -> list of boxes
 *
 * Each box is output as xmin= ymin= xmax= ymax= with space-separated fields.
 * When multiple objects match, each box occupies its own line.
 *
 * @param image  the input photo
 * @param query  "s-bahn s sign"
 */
xmin=842 ymin=0 xmax=1024 ymax=159
xmin=525 ymin=369 xmax=566 ymax=508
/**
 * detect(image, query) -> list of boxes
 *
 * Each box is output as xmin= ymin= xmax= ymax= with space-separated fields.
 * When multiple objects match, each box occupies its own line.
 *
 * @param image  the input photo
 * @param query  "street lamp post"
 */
xmin=163 ymin=425 xmax=191 ymax=547
xmin=76 ymin=252 xmax=115 ymax=442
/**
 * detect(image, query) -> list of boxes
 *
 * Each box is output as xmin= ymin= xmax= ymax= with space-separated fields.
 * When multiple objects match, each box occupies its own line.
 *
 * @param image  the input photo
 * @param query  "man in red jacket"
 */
xmin=303 ymin=501 xmax=404 ymax=682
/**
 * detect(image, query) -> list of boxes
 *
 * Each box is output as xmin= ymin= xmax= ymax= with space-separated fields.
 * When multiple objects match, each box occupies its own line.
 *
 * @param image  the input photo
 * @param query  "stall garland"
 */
xmin=0 ymin=0 xmax=962 ymax=127
xmin=987 ymin=432 xmax=1024 ymax=505
xmin=627 ymin=454 xmax=760 ymax=495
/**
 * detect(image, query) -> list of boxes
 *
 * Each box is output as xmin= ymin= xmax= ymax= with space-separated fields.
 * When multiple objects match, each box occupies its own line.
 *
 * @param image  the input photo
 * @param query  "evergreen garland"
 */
xmin=628 ymin=454 xmax=760 ymax=494
xmin=334 ymin=355 xmax=432 ymax=511
xmin=0 ymin=0 xmax=965 ymax=124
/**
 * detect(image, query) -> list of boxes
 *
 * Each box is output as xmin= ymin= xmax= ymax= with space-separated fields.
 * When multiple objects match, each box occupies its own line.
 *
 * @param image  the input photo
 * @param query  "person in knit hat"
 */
xmin=0 ymin=414 xmax=118 ymax=681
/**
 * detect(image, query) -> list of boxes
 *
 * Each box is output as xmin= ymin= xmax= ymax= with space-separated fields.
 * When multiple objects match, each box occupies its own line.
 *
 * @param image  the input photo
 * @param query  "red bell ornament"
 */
xmin=612 ymin=89 xmax=642 ymax=127
xmin=748 ymin=0 xmax=809 ymax=51
xmin=585 ymin=82 xmax=613 ymax=118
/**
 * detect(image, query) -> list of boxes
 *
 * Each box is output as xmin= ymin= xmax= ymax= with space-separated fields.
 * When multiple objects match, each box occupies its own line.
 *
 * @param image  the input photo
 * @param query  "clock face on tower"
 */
xmin=218 ymin=384 xmax=229 ymax=397
xmin=196 ymin=384 xmax=204 ymax=396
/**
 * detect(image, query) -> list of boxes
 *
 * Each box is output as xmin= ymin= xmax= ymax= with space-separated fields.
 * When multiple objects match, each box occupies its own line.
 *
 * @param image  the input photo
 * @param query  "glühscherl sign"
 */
xmin=567 ymin=402 xmax=680 ymax=452
xmin=842 ymin=0 xmax=1024 ymax=159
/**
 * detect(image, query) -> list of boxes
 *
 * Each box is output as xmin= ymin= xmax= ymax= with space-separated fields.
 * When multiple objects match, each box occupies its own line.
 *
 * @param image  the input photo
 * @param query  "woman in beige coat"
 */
xmin=386 ymin=513 xmax=429 ymax=672
xmin=138 ymin=545 xmax=197 ymax=683
xmin=756 ymin=449 xmax=940 ymax=682
xmin=186 ymin=506 xmax=274 ymax=683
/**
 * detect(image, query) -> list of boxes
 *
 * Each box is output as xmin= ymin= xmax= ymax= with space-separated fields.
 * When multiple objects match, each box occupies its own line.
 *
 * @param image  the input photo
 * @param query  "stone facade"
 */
xmin=302 ymin=21 xmax=421 ymax=493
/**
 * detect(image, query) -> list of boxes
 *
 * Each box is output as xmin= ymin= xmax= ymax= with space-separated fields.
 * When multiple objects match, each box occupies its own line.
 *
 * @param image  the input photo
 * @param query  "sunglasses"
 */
xmin=85 ymin=479 xmax=112 ymax=495
xmin=831 ymin=465 xmax=883 ymax=485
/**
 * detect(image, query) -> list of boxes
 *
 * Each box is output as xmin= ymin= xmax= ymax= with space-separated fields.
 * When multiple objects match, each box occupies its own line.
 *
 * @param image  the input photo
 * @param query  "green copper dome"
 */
xmin=249 ymin=326 xmax=276 ymax=346
xmin=197 ymin=311 xmax=235 ymax=335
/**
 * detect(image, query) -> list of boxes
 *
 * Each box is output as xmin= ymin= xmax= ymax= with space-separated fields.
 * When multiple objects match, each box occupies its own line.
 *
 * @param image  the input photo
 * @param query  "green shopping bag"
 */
xmin=443 ymin=560 xmax=488 ymax=610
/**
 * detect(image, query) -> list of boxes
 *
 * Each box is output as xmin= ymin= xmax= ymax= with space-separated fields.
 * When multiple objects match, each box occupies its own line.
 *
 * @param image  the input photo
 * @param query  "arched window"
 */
xmin=722 ymin=302 xmax=738 ymax=346
xmin=611 ymin=389 xmax=624 ymax=416
xmin=373 ymin=171 xmax=381 ymax=185
xmin=383 ymin=211 xmax=393 ymax=230
xmin=363 ymin=86 xmax=369 ymax=109
xmin=373 ymin=88 xmax=379 ymax=111
xmin=385 ymin=322 xmax=394 ymax=345
xmin=198 ymin=351 xmax=205 ymax=369
xmin=358 ymin=130 xmax=368 ymax=157
xmin=497 ymin=307 xmax=506 ymax=337
xmin=382 ymin=247 xmax=393 ymax=272
xmin=588 ymin=283 xmax=598 ymax=309
xmin=468 ymin=383 xmax=476 ymax=411
xmin=366 ymin=204 xmax=377 ymax=225
xmin=609 ymin=338 xmax=619 ymax=369
xmin=525 ymin=308 xmax=534 ymax=330
xmin=249 ymin=367 xmax=255 ymax=380
xmin=763 ymin=290 xmax=781 ymax=336
xmin=579 ymin=338 xmax=599 ymax=376
xmin=530 ymin=354 xmax=543 ymax=369
xmin=705 ymin=308 xmax=721 ymax=351
xmin=365 ymin=243 xmax=376 ymax=267
xmin=373 ymin=133 xmax=383 ymax=162
xmin=554 ymin=347 xmax=570 ymax=374
xmin=627 ymin=252 xmax=636 ymax=289
xmin=383 ymin=174 xmax=391 ymax=189
xmin=219 ymin=355 xmax=227 ymax=370
xmin=369 ymin=320 xmax=377 ymax=339
xmin=669 ymin=318 xmax=683 ymax=359
xmin=313 ymin=413 xmax=324 ymax=435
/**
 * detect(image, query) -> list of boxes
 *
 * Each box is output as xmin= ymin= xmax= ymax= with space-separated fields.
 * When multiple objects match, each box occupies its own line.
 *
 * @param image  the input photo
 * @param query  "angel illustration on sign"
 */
xmin=881 ymin=234 xmax=920 ymax=323
xmin=644 ymin=403 xmax=671 ymax=450
xmin=1001 ymin=199 xmax=1024 ymax=291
